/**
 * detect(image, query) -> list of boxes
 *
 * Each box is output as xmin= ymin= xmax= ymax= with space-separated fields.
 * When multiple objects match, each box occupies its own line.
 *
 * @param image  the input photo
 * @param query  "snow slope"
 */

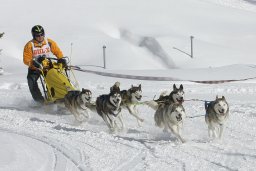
xmin=0 ymin=0 xmax=256 ymax=70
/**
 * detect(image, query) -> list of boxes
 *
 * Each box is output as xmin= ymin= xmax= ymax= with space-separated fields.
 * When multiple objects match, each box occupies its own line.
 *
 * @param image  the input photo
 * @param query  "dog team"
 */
xmin=61 ymin=82 xmax=230 ymax=143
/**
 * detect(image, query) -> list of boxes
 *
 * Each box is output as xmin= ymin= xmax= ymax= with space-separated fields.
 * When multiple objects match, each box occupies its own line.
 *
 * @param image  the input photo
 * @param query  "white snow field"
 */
xmin=0 ymin=0 xmax=256 ymax=170
xmin=1 ymin=70 xmax=256 ymax=171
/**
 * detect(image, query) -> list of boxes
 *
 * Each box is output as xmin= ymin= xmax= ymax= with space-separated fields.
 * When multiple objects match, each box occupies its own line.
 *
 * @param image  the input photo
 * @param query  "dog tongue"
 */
xmin=176 ymin=116 xmax=182 ymax=121
xmin=218 ymin=110 xmax=225 ymax=115
xmin=178 ymin=99 xmax=183 ymax=103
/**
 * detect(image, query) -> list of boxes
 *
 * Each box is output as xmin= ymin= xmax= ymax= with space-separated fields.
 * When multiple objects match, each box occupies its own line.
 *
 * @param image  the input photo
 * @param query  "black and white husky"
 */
xmin=205 ymin=96 xmax=229 ymax=139
xmin=154 ymin=103 xmax=186 ymax=143
xmin=120 ymin=84 xmax=144 ymax=126
xmin=64 ymin=88 xmax=92 ymax=122
xmin=145 ymin=84 xmax=184 ymax=110
xmin=96 ymin=82 xmax=124 ymax=132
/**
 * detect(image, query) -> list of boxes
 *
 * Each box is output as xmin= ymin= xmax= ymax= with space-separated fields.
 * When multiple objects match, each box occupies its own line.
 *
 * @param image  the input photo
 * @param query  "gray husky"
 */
xmin=120 ymin=84 xmax=144 ymax=126
xmin=96 ymin=82 xmax=124 ymax=132
xmin=64 ymin=89 xmax=92 ymax=122
xmin=205 ymin=96 xmax=229 ymax=139
xmin=145 ymin=84 xmax=184 ymax=110
xmin=154 ymin=103 xmax=186 ymax=143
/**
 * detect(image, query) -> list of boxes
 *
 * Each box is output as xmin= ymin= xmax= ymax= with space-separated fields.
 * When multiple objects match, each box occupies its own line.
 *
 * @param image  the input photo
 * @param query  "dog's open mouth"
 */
xmin=176 ymin=98 xmax=184 ymax=103
xmin=135 ymin=96 xmax=142 ymax=101
xmin=176 ymin=115 xmax=182 ymax=121
xmin=113 ymin=99 xmax=119 ymax=106
xmin=218 ymin=109 xmax=225 ymax=115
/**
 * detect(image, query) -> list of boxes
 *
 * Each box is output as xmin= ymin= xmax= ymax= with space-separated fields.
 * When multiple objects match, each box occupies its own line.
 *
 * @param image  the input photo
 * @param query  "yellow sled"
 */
xmin=38 ymin=57 xmax=78 ymax=103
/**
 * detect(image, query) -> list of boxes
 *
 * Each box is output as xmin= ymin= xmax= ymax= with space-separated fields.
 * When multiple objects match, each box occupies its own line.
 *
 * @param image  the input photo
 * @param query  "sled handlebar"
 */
xmin=33 ymin=56 xmax=69 ymax=70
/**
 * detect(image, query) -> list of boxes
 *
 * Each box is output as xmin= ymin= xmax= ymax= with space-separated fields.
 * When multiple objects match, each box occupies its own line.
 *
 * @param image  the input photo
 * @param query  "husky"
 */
xmin=205 ymin=96 xmax=229 ymax=139
xmin=145 ymin=84 xmax=184 ymax=110
xmin=120 ymin=84 xmax=144 ymax=126
xmin=64 ymin=88 xmax=92 ymax=122
xmin=154 ymin=103 xmax=186 ymax=143
xmin=96 ymin=82 xmax=124 ymax=132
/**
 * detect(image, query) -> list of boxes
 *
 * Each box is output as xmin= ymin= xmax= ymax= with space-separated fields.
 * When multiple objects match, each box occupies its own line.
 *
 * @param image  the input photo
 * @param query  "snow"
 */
xmin=0 ymin=0 xmax=256 ymax=170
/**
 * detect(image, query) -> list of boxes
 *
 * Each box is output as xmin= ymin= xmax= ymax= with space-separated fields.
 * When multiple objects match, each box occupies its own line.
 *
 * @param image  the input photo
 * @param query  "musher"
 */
xmin=23 ymin=25 xmax=66 ymax=103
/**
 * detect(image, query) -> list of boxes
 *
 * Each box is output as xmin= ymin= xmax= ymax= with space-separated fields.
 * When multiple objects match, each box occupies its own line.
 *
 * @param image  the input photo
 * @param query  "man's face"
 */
xmin=34 ymin=33 xmax=44 ymax=43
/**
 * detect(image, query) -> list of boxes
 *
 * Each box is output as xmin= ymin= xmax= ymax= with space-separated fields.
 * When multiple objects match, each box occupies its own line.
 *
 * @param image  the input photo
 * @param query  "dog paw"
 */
xmin=109 ymin=127 xmax=118 ymax=134
xmin=75 ymin=117 xmax=85 ymax=122
xmin=135 ymin=124 xmax=142 ymax=128
xmin=163 ymin=128 xmax=168 ymax=133
xmin=181 ymin=139 xmax=186 ymax=143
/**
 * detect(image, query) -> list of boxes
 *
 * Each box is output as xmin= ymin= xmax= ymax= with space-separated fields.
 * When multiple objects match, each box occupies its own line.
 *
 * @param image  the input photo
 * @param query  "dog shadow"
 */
xmin=126 ymin=128 xmax=148 ymax=134
xmin=153 ymin=132 xmax=177 ymax=142
xmin=116 ymin=128 xmax=178 ymax=145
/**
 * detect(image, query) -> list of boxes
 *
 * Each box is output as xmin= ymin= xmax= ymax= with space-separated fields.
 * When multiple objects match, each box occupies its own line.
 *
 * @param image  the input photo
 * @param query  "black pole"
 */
xmin=0 ymin=32 xmax=4 ymax=39
xmin=103 ymin=45 xmax=106 ymax=69
xmin=39 ymin=75 xmax=48 ymax=100
xmin=190 ymin=36 xmax=194 ymax=58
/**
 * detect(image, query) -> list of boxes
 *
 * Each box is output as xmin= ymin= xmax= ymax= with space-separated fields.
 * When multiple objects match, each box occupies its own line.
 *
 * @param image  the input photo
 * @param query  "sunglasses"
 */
xmin=35 ymin=33 xmax=44 ymax=37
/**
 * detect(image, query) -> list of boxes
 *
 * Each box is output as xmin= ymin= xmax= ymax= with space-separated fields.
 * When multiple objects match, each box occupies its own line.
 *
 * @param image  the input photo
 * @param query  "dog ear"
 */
xmin=139 ymin=84 xmax=141 ymax=90
xmin=222 ymin=96 xmax=225 ymax=100
xmin=131 ymin=84 xmax=134 ymax=88
xmin=216 ymin=95 xmax=219 ymax=100
xmin=180 ymin=84 xmax=183 ymax=90
xmin=173 ymin=84 xmax=177 ymax=90
xmin=82 ymin=88 xmax=85 ymax=92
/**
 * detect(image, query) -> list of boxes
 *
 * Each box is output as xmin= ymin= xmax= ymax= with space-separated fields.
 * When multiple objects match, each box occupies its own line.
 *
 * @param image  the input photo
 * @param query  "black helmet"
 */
xmin=31 ymin=25 xmax=45 ymax=38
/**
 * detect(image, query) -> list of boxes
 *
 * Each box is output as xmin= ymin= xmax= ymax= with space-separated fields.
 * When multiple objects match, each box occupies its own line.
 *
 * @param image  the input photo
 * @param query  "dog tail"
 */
xmin=160 ymin=90 xmax=170 ymax=97
xmin=144 ymin=100 xmax=158 ymax=110
xmin=110 ymin=82 xmax=121 ymax=93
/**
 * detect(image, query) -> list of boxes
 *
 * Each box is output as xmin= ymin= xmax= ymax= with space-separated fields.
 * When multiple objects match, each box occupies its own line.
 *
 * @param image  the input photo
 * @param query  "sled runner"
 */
xmin=34 ymin=56 xmax=78 ymax=103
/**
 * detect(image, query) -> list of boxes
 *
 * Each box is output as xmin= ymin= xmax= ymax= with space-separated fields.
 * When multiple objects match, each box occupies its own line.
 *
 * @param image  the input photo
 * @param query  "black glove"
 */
xmin=33 ymin=55 xmax=46 ymax=68
xmin=37 ymin=55 xmax=46 ymax=63
xmin=58 ymin=58 xmax=67 ymax=67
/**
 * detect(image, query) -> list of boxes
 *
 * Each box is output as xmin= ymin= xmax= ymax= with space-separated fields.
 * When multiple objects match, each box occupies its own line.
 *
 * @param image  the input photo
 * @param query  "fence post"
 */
xmin=0 ymin=32 xmax=4 ymax=71
xmin=0 ymin=32 xmax=4 ymax=55
xmin=103 ymin=45 xmax=106 ymax=69
xmin=0 ymin=32 xmax=4 ymax=39
xmin=190 ymin=36 xmax=194 ymax=58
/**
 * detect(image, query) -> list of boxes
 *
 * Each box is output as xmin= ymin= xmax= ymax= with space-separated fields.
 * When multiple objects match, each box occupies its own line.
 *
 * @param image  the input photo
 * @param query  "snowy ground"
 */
xmin=0 ymin=70 xmax=256 ymax=171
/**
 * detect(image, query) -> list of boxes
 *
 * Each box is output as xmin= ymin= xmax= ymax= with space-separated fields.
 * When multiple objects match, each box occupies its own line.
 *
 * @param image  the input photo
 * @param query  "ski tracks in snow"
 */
xmin=0 ymin=109 xmax=90 ymax=171
xmin=0 ymin=109 xmax=149 ymax=170
xmin=0 ymin=94 xmax=256 ymax=170
xmin=181 ymin=100 xmax=256 ymax=170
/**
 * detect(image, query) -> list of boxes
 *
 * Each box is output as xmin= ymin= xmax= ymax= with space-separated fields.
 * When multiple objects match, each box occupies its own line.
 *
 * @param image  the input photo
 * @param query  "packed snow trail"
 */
xmin=0 ymin=79 xmax=256 ymax=170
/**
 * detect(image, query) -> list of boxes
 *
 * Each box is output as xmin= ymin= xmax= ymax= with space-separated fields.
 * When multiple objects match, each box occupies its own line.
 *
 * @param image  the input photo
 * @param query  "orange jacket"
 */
xmin=23 ymin=38 xmax=63 ymax=69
